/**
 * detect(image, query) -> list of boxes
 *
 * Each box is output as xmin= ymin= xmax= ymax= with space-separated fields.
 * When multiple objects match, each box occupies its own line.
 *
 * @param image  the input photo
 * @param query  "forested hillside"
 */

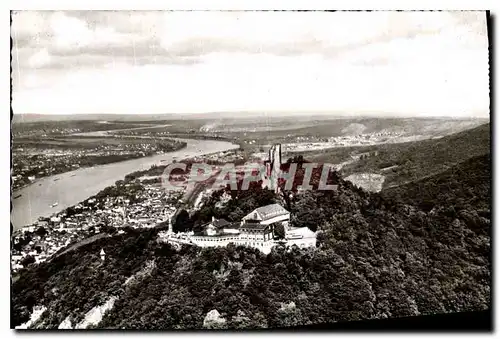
xmin=12 ymin=165 xmax=490 ymax=329
xmin=341 ymin=123 xmax=490 ymax=188
xmin=384 ymin=154 xmax=491 ymax=212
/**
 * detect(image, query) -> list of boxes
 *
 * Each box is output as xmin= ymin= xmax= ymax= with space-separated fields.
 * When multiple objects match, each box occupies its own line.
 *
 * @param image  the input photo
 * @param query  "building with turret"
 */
xmin=185 ymin=203 xmax=308 ymax=254
xmin=161 ymin=200 xmax=316 ymax=254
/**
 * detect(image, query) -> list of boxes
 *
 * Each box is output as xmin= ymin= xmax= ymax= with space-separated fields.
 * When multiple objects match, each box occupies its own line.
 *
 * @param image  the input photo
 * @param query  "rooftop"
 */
xmin=239 ymin=222 xmax=269 ymax=231
xmin=212 ymin=218 xmax=230 ymax=229
xmin=243 ymin=203 xmax=289 ymax=222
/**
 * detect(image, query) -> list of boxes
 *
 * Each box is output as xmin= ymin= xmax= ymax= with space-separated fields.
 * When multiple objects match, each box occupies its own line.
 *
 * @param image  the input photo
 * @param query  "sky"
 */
xmin=11 ymin=11 xmax=490 ymax=117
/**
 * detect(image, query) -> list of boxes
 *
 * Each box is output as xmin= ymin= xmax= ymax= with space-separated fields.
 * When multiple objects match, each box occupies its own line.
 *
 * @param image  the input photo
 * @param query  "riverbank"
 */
xmin=12 ymin=127 xmax=185 ymax=191
xmin=11 ymin=137 xmax=239 ymax=231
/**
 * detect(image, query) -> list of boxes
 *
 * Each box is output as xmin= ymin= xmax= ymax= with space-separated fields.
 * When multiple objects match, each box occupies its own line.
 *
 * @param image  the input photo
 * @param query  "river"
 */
xmin=11 ymin=130 xmax=239 ymax=231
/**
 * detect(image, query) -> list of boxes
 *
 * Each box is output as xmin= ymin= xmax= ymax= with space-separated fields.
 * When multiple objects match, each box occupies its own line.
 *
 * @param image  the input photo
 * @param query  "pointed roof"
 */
xmin=100 ymin=249 xmax=105 ymax=255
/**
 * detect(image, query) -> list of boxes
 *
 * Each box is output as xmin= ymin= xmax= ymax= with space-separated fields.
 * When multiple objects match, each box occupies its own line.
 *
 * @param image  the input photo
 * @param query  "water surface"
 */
xmin=11 ymin=134 xmax=239 ymax=230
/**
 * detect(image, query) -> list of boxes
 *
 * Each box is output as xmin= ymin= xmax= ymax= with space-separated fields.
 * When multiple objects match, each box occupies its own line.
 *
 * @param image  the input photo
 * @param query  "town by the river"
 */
xmin=11 ymin=127 xmax=239 ymax=230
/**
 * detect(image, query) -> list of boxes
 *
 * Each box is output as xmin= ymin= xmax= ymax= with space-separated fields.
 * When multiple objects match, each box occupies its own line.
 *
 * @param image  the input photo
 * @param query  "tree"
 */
xmin=173 ymin=209 xmax=193 ymax=233
xmin=275 ymin=302 xmax=304 ymax=328
xmin=274 ymin=223 xmax=286 ymax=240
xmin=35 ymin=226 xmax=47 ymax=237
xmin=20 ymin=255 xmax=35 ymax=267
xmin=228 ymin=207 xmax=245 ymax=222
xmin=102 ymin=225 xmax=117 ymax=235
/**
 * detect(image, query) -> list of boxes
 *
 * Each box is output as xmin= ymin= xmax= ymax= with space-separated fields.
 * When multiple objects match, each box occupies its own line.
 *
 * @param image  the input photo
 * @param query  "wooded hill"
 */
xmin=340 ymin=123 xmax=490 ymax=189
xmin=12 ymin=157 xmax=490 ymax=328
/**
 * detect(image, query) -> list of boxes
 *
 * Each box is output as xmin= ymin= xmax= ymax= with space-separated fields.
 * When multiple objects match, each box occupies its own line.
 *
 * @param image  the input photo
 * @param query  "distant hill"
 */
xmin=384 ymin=153 xmax=491 ymax=212
xmin=10 ymin=118 xmax=491 ymax=329
xmin=341 ymin=123 xmax=491 ymax=189
xmin=12 ymin=114 xmax=184 ymax=124
xmin=12 ymin=113 xmax=489 ymax=125
xmin=11 ymin=113 xmax=360 ymax=124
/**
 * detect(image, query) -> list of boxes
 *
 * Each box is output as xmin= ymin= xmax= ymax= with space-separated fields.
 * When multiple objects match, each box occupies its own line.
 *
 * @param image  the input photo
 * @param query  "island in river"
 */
xmin=11 ymin=135 xmax=239 ymax=231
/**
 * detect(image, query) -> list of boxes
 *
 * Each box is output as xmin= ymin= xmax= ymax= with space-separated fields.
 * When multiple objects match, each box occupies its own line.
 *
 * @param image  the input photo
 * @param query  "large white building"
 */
xmin=182 ymin=203 xmax=315 ymax=254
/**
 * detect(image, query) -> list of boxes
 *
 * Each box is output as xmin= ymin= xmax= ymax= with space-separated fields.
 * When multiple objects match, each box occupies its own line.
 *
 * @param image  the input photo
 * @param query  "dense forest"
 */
xmin=384 ymin=153 xmax=491 ymax=212
xmin=11 ymin=148 xmax=490 ymax=328
xmin=340 ymin=123 xmax=490 ymax=188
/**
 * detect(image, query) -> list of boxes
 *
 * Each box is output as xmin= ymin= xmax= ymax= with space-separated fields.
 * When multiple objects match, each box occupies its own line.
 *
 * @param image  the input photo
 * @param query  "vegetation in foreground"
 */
xmin=12 ymin=155 xmax=490 ymax=328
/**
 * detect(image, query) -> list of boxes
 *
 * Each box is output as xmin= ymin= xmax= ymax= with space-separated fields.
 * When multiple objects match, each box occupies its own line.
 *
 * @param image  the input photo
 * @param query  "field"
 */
xmin=96 ymin=116 xmax=489 ymax=157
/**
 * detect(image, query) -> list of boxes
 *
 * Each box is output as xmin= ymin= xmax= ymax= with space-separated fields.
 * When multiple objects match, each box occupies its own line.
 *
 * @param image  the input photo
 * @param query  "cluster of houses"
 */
xmin=11 ymin=185 xmax=183 ymax=272
xmin=185 ymin=150 xmax=245 ymax=164
xmin=11 ymin=229 xmax=76 ymax=271
xmin=282 ymin=131 xmax=408 ymax=152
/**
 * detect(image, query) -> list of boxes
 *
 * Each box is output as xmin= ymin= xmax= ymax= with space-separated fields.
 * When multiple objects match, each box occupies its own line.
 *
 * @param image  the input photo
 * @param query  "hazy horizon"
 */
xmin=12 ymin=11 xmax=490 ymax=118
xmin=11 ymin=111 xmax=491 ymax=124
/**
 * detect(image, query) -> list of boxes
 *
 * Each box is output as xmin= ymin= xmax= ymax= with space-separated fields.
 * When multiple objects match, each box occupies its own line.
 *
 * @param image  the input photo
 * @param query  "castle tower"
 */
xmin=262 ymin=144 xmax=282 ymax=193
xmin=271 ymin=144 xmax=282 ymax=193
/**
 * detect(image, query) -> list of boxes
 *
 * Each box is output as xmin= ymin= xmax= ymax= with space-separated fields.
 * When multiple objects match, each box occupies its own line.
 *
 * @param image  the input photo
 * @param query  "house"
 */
xmin=204 ymin=217 xmax=240 ymax=235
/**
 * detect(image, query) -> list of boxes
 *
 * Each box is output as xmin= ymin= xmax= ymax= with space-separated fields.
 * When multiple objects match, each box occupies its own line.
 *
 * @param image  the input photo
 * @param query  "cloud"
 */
xmin=12 ymin=11 xmax=200 ymax=71
xmin=13 ymin=11 xmax=487 ymax=70
xmin=13 ymin=50 xmax=489 ymax=116
xmin=11 ymin=11 xmax=52 ymax=42
xmin=11 ymin=11 xmax=489 ymax=117
xmin=27 ymin=48 xmax=51 ymax=68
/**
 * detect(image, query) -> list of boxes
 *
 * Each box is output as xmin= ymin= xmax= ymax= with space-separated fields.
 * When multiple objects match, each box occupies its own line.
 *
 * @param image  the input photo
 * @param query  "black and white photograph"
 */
xmin=10 ymin=9 xmax=491 ymax=330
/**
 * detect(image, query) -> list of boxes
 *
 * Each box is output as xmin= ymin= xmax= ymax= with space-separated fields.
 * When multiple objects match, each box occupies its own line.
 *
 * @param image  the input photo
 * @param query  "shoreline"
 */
xmin=11 ymin=138 xmax=239 ymax=231
xmin=11 ymin=143 xmax=188 ymax=194
xmin=11 ymin=125 xmax=240 ymax=231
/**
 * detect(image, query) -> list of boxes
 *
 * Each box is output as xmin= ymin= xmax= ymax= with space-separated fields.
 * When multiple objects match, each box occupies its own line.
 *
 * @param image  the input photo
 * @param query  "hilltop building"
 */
xmin=241 ymin=203 xmax=289 ymax=230
xmin=172 ymin=203 xmax=315 ymax=254
xmin=188 ymin=217 xmax=242 ymax=248
xmin=189 ymin=204 xmax=290 ymax=253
